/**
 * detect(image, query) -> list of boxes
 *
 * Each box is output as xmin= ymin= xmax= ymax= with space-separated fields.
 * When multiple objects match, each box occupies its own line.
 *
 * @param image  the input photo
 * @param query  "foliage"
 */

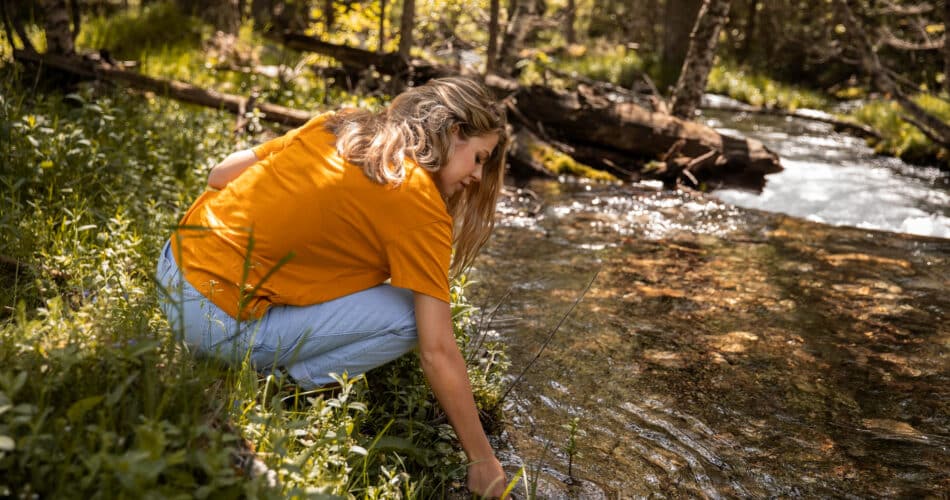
xmin=0 ymin=60 xmax=508 ymax=497
xmin=852 ymin=94 xmax=950 ymax=167
xmin=706 ymin=64 xmax=833 ymax=111
xmin=555 ymin=44 xmax=645 ymax=89
xmin=73 ymin=1 xmax=367 ymax=114
xmin=516 ymin=43 xmax=646 ymax=91
xmin=77 ymin=2 xmax=204 ymax=59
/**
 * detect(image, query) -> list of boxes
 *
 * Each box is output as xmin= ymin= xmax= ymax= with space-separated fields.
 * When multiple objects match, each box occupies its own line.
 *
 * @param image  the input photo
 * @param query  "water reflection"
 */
xmin=475 ymin=181 xmax=949 ymax=498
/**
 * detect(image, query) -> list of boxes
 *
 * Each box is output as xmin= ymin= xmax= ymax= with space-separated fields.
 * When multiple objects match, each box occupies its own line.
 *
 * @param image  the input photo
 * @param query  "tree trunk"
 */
xmin=671 ymin=0 xmax=731 ymax=119
xmin=647 ymin=0 xmax=661 ymax=51
xmin=378 ymin=0 xmax=385 ymax=53
xmin=177 ymin=0 xmax=241 ymax=33
xmin=41 ymin=0 xmax=74 ymax=55
xmin=325 ymin=0 xmax=334 ymax=32
xmin=398 ymin=0 xmax=415 ymax=58
xmin=215 ymin=0 xmax=241 ymax=34
xmin=250 ymin=0 xmax=270 ymax=28
xmin=565 ymin=0 xmax=575 ymax=45
xmin=944 ymin=0 xmax=950 ymax=91
xmin=1 ymin=1 xmax=37 ymax=53
xmin=498 ymin=0 xmax=521 ymax=73
xmin=70 ymin=0 xmax=81 ymax=40
xmin=498 ymin=0 xmax=541 ymax=75
xmin=487 ymin=0 xmax=500 ymax=73
xmin=739 ymin=0 xmax=757 ymax=63
xmin=660 ymin=0 xmax=702 ymax=90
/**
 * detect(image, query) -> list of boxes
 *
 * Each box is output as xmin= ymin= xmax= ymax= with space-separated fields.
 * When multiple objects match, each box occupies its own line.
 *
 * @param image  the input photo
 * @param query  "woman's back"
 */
xmin=172 ymin=113 xmax=452 ymax=320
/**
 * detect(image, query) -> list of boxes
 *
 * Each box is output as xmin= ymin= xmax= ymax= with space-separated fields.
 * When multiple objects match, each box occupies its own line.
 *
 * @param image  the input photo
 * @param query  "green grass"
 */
xmin=74 ymin=1 xmax=380 ymax=114
xmin=553 ymin=44 xmax=646 ymax=89
xmin=706 ymin=64 xmax=833 ymax=111
xmin=0 ymin=57 xmax=509 ymax=497
xmin=705 ymin=64 xmax=950 ymax=168
xmin=517 ymin=43 xmax=646 ymax=91
xmin=852 ymin=93 xmax=950 ymax=167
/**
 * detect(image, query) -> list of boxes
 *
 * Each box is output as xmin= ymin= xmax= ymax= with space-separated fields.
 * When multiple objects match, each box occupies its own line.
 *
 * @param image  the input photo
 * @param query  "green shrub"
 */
xmin=852 ymin=94 xmax=950 ymax=167
xmin=706 ymin=64 xmax=832 ymax=111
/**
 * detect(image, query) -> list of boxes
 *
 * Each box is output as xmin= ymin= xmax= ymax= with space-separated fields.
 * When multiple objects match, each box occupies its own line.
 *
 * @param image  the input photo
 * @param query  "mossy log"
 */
xmin=15 ymin=43 xmax=783 ymax=190
xmin=510 ymin=84 xmax=782 ymax=190
xmin=275 ymin=32 xmax=782 ymax=190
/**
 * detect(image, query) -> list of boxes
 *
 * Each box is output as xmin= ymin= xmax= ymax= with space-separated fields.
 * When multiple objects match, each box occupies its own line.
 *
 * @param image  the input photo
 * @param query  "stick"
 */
xmin=491 ymin=269 xmax=600 ymax=411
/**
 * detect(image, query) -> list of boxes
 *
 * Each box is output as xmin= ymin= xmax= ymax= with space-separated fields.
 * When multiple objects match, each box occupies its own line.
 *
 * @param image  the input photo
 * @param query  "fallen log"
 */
xmin=13 ymin=49 xmax=311 ymax=126
xmin=276 ymin=31 xmax=458 ymax=85
xmin=15 ymin=46 xmax=782 ymax=191
xmin=510 ymin=84 xmax=783 ymax=190
xmin=271 ymin=33 xmax=783 ymax=190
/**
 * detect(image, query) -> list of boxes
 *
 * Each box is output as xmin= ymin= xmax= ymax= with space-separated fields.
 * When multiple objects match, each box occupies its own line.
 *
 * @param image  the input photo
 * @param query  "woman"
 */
xmin=155 ymin=76 xmax=509 ymax=497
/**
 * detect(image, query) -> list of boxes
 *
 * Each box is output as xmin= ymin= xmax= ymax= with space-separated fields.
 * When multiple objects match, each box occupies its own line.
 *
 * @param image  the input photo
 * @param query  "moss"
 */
xmin=529 ymin=141 xmax=618 ymax=182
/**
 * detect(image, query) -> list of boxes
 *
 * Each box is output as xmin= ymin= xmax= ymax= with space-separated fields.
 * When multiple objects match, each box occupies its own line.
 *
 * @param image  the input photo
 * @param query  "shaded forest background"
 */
xmin=5 ymin=0 xmax=950 ymax=173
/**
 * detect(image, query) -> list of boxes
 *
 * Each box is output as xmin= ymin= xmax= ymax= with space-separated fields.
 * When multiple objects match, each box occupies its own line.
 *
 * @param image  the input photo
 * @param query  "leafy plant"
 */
xmin=0 ymin=52 xmax=509 ymax=497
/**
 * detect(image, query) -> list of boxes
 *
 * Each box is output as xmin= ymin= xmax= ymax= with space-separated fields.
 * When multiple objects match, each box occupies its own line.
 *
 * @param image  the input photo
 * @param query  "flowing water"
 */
xmin=704 ymin=98 xmax=950 ymax=239
xmin=473 ymin=176 xmax=949 ymax=497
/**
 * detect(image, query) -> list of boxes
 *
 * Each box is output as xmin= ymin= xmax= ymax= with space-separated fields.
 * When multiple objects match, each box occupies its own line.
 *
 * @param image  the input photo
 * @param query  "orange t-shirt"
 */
xmin=171 ymin=112 xmax=453 ymax=320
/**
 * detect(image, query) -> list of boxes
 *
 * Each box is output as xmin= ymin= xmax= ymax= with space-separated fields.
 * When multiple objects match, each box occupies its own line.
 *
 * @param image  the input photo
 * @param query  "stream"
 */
xmin=705 ymin=97 xmax=950 ymax=239
xmin=473 ymin=110 xmax=949 ymax=498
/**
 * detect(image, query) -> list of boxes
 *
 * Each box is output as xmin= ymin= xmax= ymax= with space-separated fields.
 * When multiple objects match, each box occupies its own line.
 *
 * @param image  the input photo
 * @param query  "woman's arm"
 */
xmin=414 ymin=292 xmax=507 ymax=498
xmin=207 ymin=149 xmax=259 ymax=189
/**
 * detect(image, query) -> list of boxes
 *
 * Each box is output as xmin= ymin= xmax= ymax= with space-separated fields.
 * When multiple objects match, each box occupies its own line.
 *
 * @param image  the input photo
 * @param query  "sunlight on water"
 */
xmin=704 ymin=106 xmax=950 ymax=239
xmin=479 ymin=180 xmax=949 ymax=498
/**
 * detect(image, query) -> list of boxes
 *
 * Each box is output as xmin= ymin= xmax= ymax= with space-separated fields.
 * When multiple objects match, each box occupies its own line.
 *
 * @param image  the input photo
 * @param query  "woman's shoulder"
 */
xmin=399 ymin=164 xmax=450 ymax=221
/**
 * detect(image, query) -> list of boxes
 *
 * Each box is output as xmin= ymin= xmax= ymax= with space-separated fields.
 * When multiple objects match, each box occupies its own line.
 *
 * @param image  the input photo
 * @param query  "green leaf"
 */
xmin=67 ymin=395 xmax=105 ymax=422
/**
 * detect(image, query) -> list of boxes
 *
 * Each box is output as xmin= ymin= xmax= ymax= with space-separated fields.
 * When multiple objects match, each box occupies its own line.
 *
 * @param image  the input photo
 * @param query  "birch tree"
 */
xmin=671 ymin=0 xmax=731 ymax=119
xmin=41 ymin=0 xmax=75 ymax=55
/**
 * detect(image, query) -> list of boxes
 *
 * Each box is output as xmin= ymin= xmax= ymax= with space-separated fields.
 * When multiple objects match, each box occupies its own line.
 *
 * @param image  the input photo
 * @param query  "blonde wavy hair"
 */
xmin=325 ymin=76 xmax=509 ymax=276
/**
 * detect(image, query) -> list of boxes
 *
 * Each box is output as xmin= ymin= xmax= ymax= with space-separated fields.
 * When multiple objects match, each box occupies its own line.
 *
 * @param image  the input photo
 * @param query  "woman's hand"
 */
xmin=468 ymin=456 xmax=507 ymax=498
xmin=413 ymin=293 xmax=508 ymax=498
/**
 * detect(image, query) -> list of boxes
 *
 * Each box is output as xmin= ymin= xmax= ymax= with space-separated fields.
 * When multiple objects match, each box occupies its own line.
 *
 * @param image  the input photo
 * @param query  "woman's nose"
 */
xmin=471 ymin=165 xmax=483 ymax=181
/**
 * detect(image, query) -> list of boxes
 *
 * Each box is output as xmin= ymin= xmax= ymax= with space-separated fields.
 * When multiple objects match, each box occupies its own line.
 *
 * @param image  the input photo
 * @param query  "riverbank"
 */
xmin=0 ymin=61 xmax=509 ymax=497
xmin=538 ymin=46 xmax=949 ymax=173
xmin=705 ymin=65 xmax=950 ymax=172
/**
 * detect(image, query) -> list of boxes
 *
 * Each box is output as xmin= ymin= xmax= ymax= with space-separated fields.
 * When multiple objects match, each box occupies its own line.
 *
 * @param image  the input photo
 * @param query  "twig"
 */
xmin=466 ymin=287 xmax=514 ymax=365
xmin=491 ymin=269 xmax=601 ymax=411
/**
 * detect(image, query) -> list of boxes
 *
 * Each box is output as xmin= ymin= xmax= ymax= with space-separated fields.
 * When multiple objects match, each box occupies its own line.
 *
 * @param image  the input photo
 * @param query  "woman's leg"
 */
xmin=156 ymin=240 xmax=419 ymax=388
xmin=254 ymin=285 xmax=419 ymax=388
xmin=155 ymin=240 xmax=242 ymax=357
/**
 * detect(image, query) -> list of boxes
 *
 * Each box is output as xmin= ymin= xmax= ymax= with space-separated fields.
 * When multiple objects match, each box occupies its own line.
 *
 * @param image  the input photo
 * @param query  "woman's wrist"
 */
xmin=465 ymin=438 xmax=495 ymax=464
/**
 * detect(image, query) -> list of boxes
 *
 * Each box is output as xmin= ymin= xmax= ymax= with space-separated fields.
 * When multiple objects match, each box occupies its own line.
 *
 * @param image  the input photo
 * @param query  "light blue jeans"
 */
xmin=155 ymin=241 xmax=419 ymax=388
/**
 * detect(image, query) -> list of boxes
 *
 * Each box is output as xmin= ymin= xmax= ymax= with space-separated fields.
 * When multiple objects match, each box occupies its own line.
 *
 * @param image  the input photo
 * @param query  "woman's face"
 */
xmin=434 ymin=131 xmax=500 ymax=198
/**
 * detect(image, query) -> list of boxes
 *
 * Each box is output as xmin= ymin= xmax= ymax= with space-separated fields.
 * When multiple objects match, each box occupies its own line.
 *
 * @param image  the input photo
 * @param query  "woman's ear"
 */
xmin=448 ymin=123 xmax=461 ymax=137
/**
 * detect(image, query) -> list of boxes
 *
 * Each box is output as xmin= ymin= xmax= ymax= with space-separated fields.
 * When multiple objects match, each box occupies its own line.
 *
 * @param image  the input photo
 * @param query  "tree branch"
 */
xmin=878 ymin=26 xmax=944 ymax=51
